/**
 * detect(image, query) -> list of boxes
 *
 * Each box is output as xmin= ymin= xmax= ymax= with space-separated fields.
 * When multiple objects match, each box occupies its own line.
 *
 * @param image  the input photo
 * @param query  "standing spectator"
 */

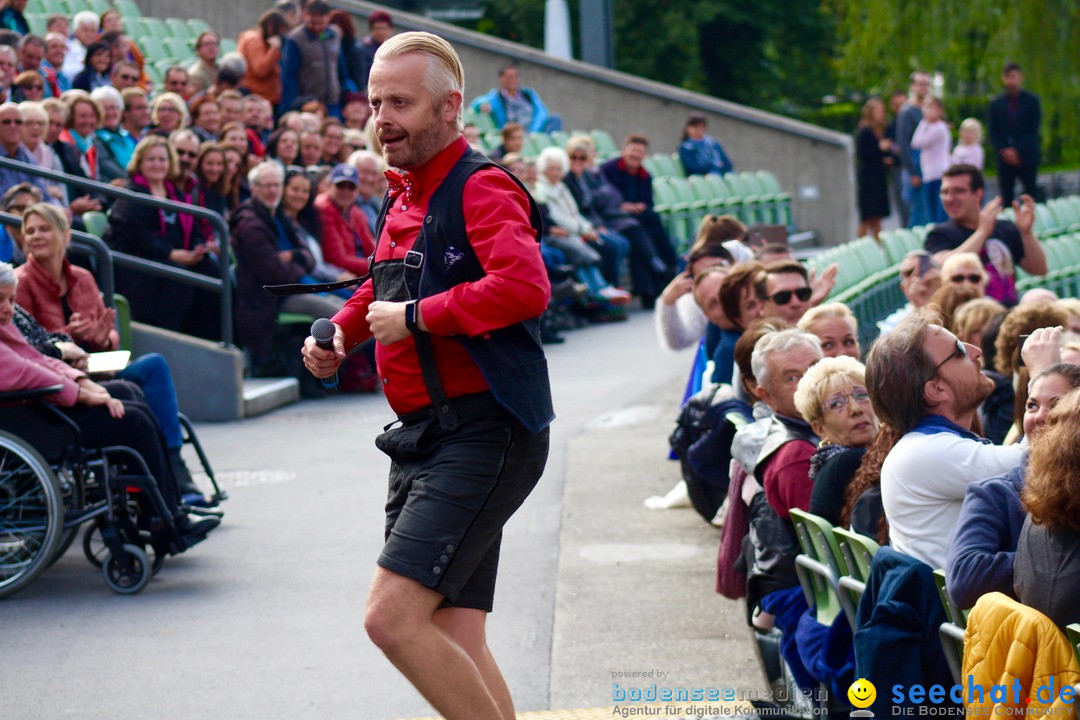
xmin=678 ymin=114 xmax=732 ymax=176
xmin=865 ymin=310 xmax=1025 ymax=569
xmin=349 ymin=148 xmax=381 ymax=232
xmin=357 ymin=11 xmax=392 ymax=90
xmin=926 ymin=164 xmax=1046 ymax=306
xmin=885 ymin=90 xmax=909 ymax=225
xmin=313 ymin=162 xmax=373 ymax=277
xmin=189 ymin=96 xmax=221 ymax=143
xmin=896 ymin=71 xmax=932 ymax=228
xmin=238 ymin=10 xmax=287 ymax=109
xmin=598 ymin=133 xmax=677 ymax=274
xmin=187 ymin=31 xmax=220 ymax=97
xmin=61 ymin=12 xmax=98 ymax=86
xmin=468 ymin=64 xmax=559 ymax=133
xmin=42 ymin=32 xmax=68 ymax=93
xmin=280 ymin=0 xmax=355 ymax=116
xmin=89 ymin=85 xmax=132 ymax=182
xmin=988 ymin=63 xmax=1042 ymax=205
xmin=0 ymin=0 xmax=28 ymax=37
xmin=274 ymin=0 xmax=300 ymax=28
xmin=951 ymin=118 xmax=985 ymax=170
xmin=855 ymin=97 xmax=892 ymax=239
xmin=910 ymin=96 xmax=950 ymax=223
xmin=70 ymin=42 xmax=111 ymax=92
xmin=120 ymin=86 xmax=148 ymax=143
xmin=329 ymin=11 xmax=367 ymax=96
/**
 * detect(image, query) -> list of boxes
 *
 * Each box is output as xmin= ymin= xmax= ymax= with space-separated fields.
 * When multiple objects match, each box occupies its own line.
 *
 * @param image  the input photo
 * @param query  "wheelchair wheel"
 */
xmin=0 ymin=430 xmax=64 ymax=599
xmin=84 ymin=524 xmax=164 ymax=576
xmin=48 ymin=467 xmax=85 ymax=567
xmin=102 ymin=543 xmax=151 ymax=594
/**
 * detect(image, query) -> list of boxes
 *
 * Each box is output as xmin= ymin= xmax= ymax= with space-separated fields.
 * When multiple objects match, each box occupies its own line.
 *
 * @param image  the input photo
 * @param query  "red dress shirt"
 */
xmin=332 ymin=136 xmax=550 ymax=415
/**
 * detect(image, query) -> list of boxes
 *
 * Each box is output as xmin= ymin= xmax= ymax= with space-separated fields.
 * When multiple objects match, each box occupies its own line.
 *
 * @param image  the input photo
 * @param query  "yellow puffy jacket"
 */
xmin=963 ymin=592 xmax=1080 ymax=716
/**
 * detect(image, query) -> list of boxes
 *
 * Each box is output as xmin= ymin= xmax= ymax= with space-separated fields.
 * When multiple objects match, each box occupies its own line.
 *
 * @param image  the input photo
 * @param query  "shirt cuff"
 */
xmin=419 ymin=294 xmax=462 ymax=336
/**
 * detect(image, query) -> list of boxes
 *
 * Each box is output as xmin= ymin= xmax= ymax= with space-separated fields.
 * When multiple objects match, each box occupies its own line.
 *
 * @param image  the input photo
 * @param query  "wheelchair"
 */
xmin=0 ymin=386 xmax=226 ymax=598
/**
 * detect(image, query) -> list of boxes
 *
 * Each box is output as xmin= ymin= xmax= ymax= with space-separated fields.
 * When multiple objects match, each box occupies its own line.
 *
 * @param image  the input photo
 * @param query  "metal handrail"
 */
xmin=0 ymin=211 xmax=115 ymax=305
xmin=0 ymin=154 xmax=234 ymax=345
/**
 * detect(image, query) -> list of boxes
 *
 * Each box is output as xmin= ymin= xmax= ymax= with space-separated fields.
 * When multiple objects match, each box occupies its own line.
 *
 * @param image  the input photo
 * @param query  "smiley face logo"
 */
xmin=848 ymin=678 xmax=876 ymax=709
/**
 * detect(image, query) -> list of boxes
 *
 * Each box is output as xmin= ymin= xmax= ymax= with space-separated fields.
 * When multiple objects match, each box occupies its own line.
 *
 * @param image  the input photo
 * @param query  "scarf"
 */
xmin=808 ymin=443 xmax=853 ymax=483
xmin=130 ymin=173 xmax=196 ymax=249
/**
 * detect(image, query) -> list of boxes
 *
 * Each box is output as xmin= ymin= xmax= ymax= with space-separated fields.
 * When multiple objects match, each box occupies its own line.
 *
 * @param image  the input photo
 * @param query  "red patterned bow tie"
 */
xmin=385 ymin=169 xmax=417 ymax=204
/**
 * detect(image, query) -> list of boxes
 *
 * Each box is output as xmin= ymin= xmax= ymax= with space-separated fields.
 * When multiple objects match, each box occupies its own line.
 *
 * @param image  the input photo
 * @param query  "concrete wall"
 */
xmin=137 ymin=0 xmax=856 ymax=246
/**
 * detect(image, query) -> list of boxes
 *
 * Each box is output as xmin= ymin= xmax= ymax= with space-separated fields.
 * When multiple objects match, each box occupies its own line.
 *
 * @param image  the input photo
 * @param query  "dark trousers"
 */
xmin=638 ymin=210 xmax=678 ymax=268
xmin=996 ymin=159 xmax=1040 ymax=205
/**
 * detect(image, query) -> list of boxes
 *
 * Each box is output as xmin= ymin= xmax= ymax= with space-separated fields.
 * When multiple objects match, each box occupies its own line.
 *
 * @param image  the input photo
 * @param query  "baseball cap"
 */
xmin=330 ymin=163 xmax=359 ymax=186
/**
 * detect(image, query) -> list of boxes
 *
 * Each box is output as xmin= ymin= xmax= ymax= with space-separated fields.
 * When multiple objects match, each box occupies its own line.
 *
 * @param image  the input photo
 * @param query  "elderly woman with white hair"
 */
xmin=230 ymin=161 xmax=344 ymax=371
xmin=793 ymin=354 xmax=879 ymax=526
xmin=90 ymin=85 xmax=134 ymax=182
xmin=534 ymin=145 xmax=630 ymax=305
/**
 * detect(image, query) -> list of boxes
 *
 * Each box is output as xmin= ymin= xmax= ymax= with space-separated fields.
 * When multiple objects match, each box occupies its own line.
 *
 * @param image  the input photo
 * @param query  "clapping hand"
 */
xmin=1013 ymin=195 xmax=1036 ymax=235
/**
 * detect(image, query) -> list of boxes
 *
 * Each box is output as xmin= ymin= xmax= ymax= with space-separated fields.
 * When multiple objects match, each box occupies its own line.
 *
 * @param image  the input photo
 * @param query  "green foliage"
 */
xmin=828 ymin=0 xmax=1080 ymax=164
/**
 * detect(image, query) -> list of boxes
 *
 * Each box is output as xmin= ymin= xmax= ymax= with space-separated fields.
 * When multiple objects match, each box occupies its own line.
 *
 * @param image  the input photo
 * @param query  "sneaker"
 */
xmin=597 ymin=286 xmax=632 ymax=306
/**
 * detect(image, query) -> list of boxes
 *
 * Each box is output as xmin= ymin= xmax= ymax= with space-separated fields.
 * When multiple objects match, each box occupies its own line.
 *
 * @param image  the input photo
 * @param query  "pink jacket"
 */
xmin=0 ymin=321 xmax=83 ymax=406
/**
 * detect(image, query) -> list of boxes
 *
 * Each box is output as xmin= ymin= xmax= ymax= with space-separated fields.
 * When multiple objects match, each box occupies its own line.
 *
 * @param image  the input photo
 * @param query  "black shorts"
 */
xmin=374 ymin=392 xmax=549 ymax=612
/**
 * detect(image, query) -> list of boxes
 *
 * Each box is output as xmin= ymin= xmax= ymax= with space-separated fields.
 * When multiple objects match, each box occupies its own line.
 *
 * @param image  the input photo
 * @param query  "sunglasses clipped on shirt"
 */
xmin=767 ymin=286 xmax=812 ymax=306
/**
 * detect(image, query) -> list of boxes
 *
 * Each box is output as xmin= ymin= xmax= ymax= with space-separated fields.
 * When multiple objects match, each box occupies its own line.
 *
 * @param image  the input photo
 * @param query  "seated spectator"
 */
xmin=794 ymin=355 xmax=879 ymax=526
xmin=954 ymin=299 xmax=1011 ymax=443
xmin=42 ymin=32 xmax=69 ymax=94
xmin=0 ymin=262 xmax=219 ymax=549
xmin=162 ymin=66 xmax=190 ymax=100
xmin=265 ymin=127 xmax=300 ymax=169
xmin=0 ymin=101 xmax=57 ymax=204
xmin=489 ymin=122 xmax=524 ymax=162
xmin=189 ymin=96 xmax=221 ymax=143
xmin=220 ymin=120 xmax=251 ymax=164
xmin=313 ymin=163 xmax=373 ymax=278
xmin=232 ymin=162 xmax=344 ymax=371
xmin=109 ymin=60 xmax=140 ymax=92
xmin=169 ymin=129 xmax=201 ymax=192
xmin=754 ymin=260 xmax=812 ymax=324
xmin=319 ymin=118 xmax=347 ymax=165
xmin=994 ymin=302 xmax=1069 ymax=444
xmin=927 ymin=282 xmax=981 ymax=330
xmin=56 ymin=94 xmax=105 ymax=185
xmin=926 ymin=164 xmax=1046 ymax=306
xmin=840 ymin=422 xmax=899 ymax=542
xmin=239 ymin=10 xmax=287 ymax=108
xmin=797 ymin=302 xmax=860 ymax=359
xmin=1015 ymin=387 xmax=1080 ymax=629
xmin=865 ymin=309 xmax=1026 ymax=568
xmin=947 ymin=361 xmax=1080 ymax=610
xmin=941 ymin=251 xmax=988 ymax=296
xmin=469 ymin=64 xmax=560 ymax=132
xmin=0 ymin=181 xmax=37 ymax=263
xmin=534 ymin=147 xmax=630 ymax=305
xmin=103 ymin=136 xmax=219 ymax=337
xmin=678 ymin=113 xmax=732 ymax=176
xmin=299 ymin=130 xmax=323 ymax=167
xmin=71 ymin=41 xmax=111 ymax=92
xmin=566 ymin=133 xmax=671 ymax=307
xmin=598 ymin=133 xmax=677 ymax=273
xmin=241 ymin=95 xmax=269 ymax=156
xmin=98 ymin=14 xmax=149 ymax=90
xmin=357 ymin=10 xmax=392 ymax=91
xmin=718 ymin=260 xmax=766 ymax=333
xmin=61 ymin=12 xmax=98 ymax=85
xmin=341 ymin=93 xmax=370 ymax=132
xmin=1054 ymin=298 xmax=1080 ymax=333
xmin=349 ymin=148 xmax=382 ymax=232
xmin=17 ymin=34 xmax=59 ymax=98
xmin=952 ymin=297 xmax=1005 ymax=347
xmin=0 ymin=0 xmax=28 ymax=37
xmin=187 ymin=31 xmax=220 ymax=97
xmin=18 ymin=102 xmax=56 ymax=192
xmin=120 ymin=86 xmax=148 ymax=143
xmin=279 ymin=165 xmax=350 ymax=293
xmin=221 ymin=144 xmax=247 ymax=210
xmin=691 ymin=265 xmax=740 ymax=383
xmin=148 ymin=92 xmax=187 ymax=138
xmin=89 ymin=85 xmax=133 ymax=182
xmin=194 ymin=143 xmax=228 ymax=227
xmin=11 ymin=70 xmax=43 ymax=102
xmin=463 ymin=123 xmax=483 ymax=153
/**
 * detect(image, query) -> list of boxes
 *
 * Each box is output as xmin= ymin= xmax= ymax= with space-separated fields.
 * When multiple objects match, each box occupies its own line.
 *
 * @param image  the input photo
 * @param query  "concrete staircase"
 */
xmin=131 ymin=323 xmax=298 ymax=421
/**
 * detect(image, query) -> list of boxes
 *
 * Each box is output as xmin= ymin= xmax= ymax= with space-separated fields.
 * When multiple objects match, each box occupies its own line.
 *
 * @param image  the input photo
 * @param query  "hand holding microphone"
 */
xmin=303 ymin=318 xmax=346 ymax=394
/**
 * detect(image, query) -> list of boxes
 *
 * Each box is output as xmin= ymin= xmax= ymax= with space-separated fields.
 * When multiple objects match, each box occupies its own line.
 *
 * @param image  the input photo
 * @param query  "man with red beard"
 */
xmin=866 ymin=309 xmax=1025 ymax=569
xmin=301 ymin=31 xmax=551 ymax=720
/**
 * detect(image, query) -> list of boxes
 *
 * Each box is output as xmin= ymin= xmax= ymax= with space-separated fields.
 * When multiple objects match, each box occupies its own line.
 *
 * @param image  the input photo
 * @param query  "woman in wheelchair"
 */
xmin=0 ymin=262 xmax=219 ymax=551
xmin=12 ymin=202 xmax=206 ymax=505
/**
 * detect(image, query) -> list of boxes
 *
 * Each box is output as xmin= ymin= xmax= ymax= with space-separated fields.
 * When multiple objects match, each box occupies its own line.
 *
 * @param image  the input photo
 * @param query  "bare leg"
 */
xmin=868 ymin=217 xmax=882 ymax=240
xmin=434 ymin=606 xmax=515 ymax=720
xmin=364 ymin=567 xmax=503 ymax=720
xmin=857 ymin=220 xmax=869 ymax=238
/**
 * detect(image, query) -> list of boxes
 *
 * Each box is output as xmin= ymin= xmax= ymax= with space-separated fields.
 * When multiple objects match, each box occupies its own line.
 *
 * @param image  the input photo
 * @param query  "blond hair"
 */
xmin=793 ymin=354 xmax=868 ymax=428
xmin=942 ymin=252 xmax=986 ymax=281
xmin=798 ymin=302 xmax=859 ymax=333
xmin=127 ymin=134 xmax=177 ymax=178
xmin=375 ymin=31 xmax=464 ymax=131
xmin=958 ymin=117 xmax=983 ymax=144
xmin=22 ymin=202 xmax=70 ymax=251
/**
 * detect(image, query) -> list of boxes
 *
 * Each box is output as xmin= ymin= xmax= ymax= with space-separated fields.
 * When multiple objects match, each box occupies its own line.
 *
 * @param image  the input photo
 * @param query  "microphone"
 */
xmin=310 ymin=318 xmax=339 ymax=395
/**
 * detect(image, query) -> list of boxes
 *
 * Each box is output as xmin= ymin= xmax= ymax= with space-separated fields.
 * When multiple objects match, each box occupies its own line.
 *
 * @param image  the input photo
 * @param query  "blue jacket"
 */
xmin=599 ymin=157 xmax=655 ymax=209
xmin=679 ymin=136 xmax=732 ymax=176
xmin=854 ymin=546 xmax=955 ymax=715
xmin=468 ymin=87 xmax=550 ymax=133
xmin=945 ymin=462 xmax=1026 ymax=610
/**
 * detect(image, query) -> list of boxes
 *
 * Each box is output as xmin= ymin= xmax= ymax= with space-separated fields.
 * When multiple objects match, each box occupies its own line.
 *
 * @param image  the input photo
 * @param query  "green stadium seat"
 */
xmin=527 ymin=132 xmax=552 ymax=153
xmin=114 ymin=0 xmax=142 ymax=17
xmin=668 ymin=152 xmax=685 ymax=178
xmin=462 ymin=109 xmax=496 ymax=133
xmin=139 ymin=39 xmax=170 ymax=63
xmin=652 ymin=153 xmax=679 ymax=179
xmin=165 ymin=18 xmax=192 ymax=38
xmin=82 ymin=211 xmax=108 ymax=239
xmin=113 ymin=294 xmax=132 ymax=351
xmin=756 ymin=170 xmax=793 ymax=227
xmin=219 ymin=38 xmax=237 ymax=55
xmin=589 ymin=129 xmax=618 ymax=158
xmin=85 ymin=0 xmax=111 ymax=13
xmin=143 ymin=63 xmax=162 ymax=86
xmin=26 ymin=13 xmax=46 ymax=35
xmin=58 ymin=0 xmax=81 ymax=14
xmin=123 ymin=17 xmax=145 ymax=37
xmin=186 ymin=18 xmax=210 ymax=37
xmin=548 ymin=130 xmax=569 ymax=149
xmin=790 ymin=509 xmax=851 ymax=626
xmin=164 ymin=38 xmax=191 ymax=59
xmin=141 ymin=17 xmax=169 ymax=40
xmin=37 ymin=0 xmax=64 ymax=14
xmin=700 ymin=174 xmax=742 ymax=216
xmin=641 ymin=156 xmax=659 ymax=179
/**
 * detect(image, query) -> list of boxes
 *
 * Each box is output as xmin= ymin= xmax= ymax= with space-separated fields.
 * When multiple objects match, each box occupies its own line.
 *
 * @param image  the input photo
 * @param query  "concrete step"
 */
xmin=242 ymin=377 xmax=300 ymax=417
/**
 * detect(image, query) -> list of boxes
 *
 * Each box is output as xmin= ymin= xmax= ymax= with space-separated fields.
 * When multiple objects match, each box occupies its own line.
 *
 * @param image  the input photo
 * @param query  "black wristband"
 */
xmin=404 ymin=300 xmax=420 ymax=334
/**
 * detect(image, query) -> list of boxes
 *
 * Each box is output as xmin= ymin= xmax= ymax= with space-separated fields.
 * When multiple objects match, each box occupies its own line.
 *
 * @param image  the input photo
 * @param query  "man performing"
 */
xmin=301 ymin=32 xmax=552 ymax=720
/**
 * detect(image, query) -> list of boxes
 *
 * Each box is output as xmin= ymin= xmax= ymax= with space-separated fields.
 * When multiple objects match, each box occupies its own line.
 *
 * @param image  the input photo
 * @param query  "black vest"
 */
xmin=375 ymin=148 xmax=554 ymax=433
